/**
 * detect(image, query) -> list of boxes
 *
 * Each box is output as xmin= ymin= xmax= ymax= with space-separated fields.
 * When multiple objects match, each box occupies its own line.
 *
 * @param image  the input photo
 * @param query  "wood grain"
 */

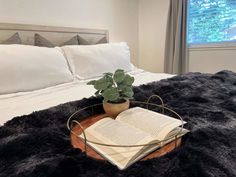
xmin=70 ymin=114 xmax=181 ymax=161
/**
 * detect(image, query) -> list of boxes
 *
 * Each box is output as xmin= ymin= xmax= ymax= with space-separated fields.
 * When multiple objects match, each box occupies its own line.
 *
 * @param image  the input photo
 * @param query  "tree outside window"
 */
xmin=187 ymin=0 xmax=236 ymax=45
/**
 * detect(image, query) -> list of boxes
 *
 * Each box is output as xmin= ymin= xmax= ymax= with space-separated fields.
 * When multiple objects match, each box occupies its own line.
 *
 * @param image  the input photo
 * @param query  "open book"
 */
xmin=79 ymin=107 xmax=188 ymax=170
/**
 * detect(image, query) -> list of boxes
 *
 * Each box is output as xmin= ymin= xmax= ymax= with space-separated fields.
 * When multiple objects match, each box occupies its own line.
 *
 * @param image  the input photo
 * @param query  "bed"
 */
xmin=0 ymin=23 xmax=173 ymax=125
xmin=0 ymin=23 xmax=235 ymax=177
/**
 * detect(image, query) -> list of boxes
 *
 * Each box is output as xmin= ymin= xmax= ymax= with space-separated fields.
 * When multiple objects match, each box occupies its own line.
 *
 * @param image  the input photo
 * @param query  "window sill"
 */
xmin=188 ymin=42 xmax=236 ymax=51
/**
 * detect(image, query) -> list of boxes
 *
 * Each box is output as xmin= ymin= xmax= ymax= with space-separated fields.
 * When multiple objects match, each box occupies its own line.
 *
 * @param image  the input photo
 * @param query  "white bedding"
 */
xmin=0 ymin=45 xmax=74 ymax=94
xmin=0 ymin=69 xmax=173 ymax=125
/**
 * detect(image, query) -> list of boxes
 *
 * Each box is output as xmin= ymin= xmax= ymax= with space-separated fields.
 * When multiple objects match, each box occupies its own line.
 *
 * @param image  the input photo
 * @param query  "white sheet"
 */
xmin=0 ymin=69 xmax=173 ymax=125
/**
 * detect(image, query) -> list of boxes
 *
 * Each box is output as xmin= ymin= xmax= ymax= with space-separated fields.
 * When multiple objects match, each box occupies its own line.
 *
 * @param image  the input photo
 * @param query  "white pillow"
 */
xmin=60 ymin=42 xmax=133 ymax=79
xmin=0 ymin=44 xmax=73 ymax=94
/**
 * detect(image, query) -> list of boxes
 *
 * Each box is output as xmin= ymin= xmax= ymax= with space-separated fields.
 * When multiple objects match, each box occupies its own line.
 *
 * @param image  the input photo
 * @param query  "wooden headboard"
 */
xmin=0 ymin=23 xmax=109 ymax=45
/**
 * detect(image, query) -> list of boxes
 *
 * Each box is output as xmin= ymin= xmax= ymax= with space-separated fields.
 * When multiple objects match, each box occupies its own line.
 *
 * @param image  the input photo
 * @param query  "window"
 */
xmin=187 ymin=0 xmax=236 ymax=47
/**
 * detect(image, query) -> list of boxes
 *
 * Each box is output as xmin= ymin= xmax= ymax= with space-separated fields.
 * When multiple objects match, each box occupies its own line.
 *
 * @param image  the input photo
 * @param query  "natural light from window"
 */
xmin=187 ymin=0 xmax=236 ymax=46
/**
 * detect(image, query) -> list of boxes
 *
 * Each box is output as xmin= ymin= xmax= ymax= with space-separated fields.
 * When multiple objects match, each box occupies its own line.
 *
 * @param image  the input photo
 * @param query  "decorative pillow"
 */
xmin=1 ymin=33 xmax=22 ymax=44
xmin=78 ymin=36 xmax=90 ymax=45
xmin=34 ymin=33 xmax=79 ymax=47
xmin=78 ymin=36 xmax=108 ymax=45
xmin=60 ymin=42 xmax=132 ymax=79
xmin=96 ymin=37 xmax=108 ymax=44
xmin=34 ymin=33 xmax=54 ymax=47
xmin=62 ymin=35 xmax=79 ymax=46
xmin=0 ymin=45 xmax=73 ymax=94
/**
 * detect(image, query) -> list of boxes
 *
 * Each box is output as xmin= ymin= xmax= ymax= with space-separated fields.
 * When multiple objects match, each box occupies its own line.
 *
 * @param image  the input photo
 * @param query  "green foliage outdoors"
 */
xmin=188 ymin=0 xmax=236 ymax=44
xmin=87 ymin=69 xmax=134 ymax=103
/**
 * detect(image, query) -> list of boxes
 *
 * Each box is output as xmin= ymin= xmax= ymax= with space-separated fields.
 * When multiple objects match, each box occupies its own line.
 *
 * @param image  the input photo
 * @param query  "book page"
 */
xmin=81 ymin=131 xmax=130 ymax=170
xmin=80 ymin=118 xmax=155 ymax=169
xmin=166 ymin=127 xmax=189 ymax=139
xmin=116 ymin=107 xmax=185 ymax=141
xmin=90 ymin=118 xmax=151 ymax=146
xmin=128 ymin=128 xmax=189 ymax=167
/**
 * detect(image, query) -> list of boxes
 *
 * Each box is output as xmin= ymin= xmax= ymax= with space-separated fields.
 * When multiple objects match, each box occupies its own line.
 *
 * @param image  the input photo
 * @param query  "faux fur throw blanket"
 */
xmin=0 ymin=71 xmax=236 ymax=177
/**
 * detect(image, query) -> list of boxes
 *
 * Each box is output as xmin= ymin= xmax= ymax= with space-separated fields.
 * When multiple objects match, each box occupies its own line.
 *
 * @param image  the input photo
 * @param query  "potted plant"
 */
xmin=87 ymin=69 xmax=134 ymax=118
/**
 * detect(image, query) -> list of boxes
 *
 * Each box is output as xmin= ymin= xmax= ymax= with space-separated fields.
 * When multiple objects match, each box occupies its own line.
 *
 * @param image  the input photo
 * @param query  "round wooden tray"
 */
xmin=70 ymin=114 xmax=182 ymax=161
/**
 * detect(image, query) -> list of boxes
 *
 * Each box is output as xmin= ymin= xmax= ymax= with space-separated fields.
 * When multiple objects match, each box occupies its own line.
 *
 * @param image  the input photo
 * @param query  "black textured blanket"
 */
xmin=0 ymin=71 xmax=236 ymax=177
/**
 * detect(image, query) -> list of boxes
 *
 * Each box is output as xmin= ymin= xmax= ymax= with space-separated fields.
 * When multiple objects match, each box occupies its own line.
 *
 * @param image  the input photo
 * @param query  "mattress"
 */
xmin=0 ymin=69 xmax=173 ymax=125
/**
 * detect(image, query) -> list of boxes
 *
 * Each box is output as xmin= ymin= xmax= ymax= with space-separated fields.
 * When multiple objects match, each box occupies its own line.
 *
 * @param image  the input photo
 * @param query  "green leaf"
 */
xmin=114 ymin=69 xmax=125 ymax=83
xmin=123 ymin=75 xmax=134 ymax=85
xmin=104 ymin=75 xmax=113 ymax=85
xmin=95 ymin=90 xmax=100 ymax=96
xmin=102 ymin=88 xmax=119 ymax=102
xmin=103 ymin=72 xmax=113 ymax=77
xmin=121 ymin=87 xmax=134 ymax=98
xmin=117 ymin=83 xmax=127 ymax=91
xmin=87 ymin=80 xmax=97 ymax=85
xmin=94 ymin=78 xmax=110 ymax=90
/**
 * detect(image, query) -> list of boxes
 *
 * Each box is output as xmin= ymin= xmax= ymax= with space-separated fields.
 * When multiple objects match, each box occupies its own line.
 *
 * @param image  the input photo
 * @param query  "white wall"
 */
xmin=0 ymin=0 xmax=139 ymax=65
xmin=189 ymin=47 xmax=236 ymax=73
xmin=138 ymin=0 xmax=236 ymax=74
xmin=138 ymin=0 xmax=169 ymax=72
xmin=1 ymin=0 xmax=234 ymax=73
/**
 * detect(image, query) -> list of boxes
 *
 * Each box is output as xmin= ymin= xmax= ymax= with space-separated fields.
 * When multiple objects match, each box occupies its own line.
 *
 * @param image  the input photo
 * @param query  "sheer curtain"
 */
xmin=164 ymin=0 xmax=188 ymax=74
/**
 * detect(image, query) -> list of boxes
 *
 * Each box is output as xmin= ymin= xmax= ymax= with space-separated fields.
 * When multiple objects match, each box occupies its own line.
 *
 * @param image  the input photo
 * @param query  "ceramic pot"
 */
xmin=103 ymin=99 xmax=130 ymax=118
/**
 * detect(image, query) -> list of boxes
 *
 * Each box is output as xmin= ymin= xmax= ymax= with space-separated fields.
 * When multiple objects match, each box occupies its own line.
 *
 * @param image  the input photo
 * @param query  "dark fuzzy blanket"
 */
xmin=0 ymin=70 xmax=236 ymax=177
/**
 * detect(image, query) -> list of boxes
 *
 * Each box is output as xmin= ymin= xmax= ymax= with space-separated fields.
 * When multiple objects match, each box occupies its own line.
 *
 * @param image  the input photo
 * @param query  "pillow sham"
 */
xmin=1 ymin=33 xmax=22 ymax=44
xmin=0 ymin=45 xmax=73 ymax=94
xmin=34 ymin=33 xmax=79 ymax=47
xmin=60 ymin=42 xmax=132 ymax=79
